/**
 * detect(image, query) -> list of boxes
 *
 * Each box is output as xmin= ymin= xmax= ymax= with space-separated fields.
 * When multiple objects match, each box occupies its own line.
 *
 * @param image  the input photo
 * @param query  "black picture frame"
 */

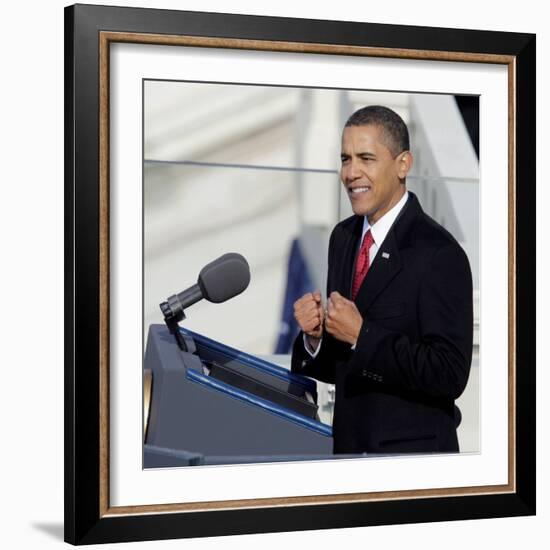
xmin=64 ymin=3 xmax=536 ymax=545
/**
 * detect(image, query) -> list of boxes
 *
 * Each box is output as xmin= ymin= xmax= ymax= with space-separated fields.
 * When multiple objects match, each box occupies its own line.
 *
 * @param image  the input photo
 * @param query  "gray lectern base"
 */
xmin=143 ymin=445 xmax=367 ymax=468
xmin=144 ymin=324 xmax=333 ymax=468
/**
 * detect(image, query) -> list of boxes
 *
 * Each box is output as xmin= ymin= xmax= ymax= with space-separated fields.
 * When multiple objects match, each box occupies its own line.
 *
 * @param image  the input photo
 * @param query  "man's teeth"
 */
xmin=350 ymin=187 xmax=370 ymax=194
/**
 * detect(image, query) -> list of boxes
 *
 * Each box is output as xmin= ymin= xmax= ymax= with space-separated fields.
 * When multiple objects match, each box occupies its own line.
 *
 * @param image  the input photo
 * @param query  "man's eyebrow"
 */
xmin=340 ymin=151 xmax=377 ymax=158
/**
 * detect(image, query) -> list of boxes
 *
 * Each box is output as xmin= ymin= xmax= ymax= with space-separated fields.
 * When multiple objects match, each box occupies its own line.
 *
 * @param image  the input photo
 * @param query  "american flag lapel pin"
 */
xmin=382 ymin=252 xmax=390 ymax=259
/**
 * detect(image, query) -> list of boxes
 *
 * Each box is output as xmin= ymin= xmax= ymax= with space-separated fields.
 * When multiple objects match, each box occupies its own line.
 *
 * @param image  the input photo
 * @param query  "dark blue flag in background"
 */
xmin=274 ymin=238 xmax=314 ymax=354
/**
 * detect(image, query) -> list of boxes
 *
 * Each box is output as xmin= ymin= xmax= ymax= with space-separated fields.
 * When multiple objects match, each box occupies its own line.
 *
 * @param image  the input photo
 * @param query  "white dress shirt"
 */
xmin=304 ymin=190 xmax=409 ymax=356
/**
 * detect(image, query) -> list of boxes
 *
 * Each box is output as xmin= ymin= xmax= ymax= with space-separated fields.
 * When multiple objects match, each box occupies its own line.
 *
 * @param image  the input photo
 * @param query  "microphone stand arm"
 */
xmin=160 ymin=295 xmax=189 ymax=352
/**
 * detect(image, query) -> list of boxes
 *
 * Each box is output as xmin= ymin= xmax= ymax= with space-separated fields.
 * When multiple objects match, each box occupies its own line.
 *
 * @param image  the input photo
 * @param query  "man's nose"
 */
xmin=345 ymin=159 xmax=362 ymax=181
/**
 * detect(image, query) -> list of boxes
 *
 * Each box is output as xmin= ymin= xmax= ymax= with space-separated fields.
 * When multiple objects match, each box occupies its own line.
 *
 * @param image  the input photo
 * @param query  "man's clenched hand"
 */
xmin=294 ymin=291 xmax=325 ymax=348
xmin=325 ymin=291 xmax=363 ymax=346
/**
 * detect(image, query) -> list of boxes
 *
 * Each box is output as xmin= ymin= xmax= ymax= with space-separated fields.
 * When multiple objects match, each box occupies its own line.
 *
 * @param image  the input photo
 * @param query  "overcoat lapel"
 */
xmin=352 ymin=191 xmax=421 ymax=311
xmin=335 ymin=217 xmax=363 ymax=299
xmin=354 ymin=230 xmax=402 ymax=311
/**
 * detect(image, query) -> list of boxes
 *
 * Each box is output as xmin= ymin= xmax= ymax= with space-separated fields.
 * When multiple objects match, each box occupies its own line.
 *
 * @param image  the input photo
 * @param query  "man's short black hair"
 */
xmin=344 ymin=105 xmax=410 ymax=157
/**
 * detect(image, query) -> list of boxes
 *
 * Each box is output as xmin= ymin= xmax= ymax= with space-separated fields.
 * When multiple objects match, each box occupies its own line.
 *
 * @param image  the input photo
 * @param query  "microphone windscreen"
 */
xmin=198 ymin=253 xmax=251 ymax=303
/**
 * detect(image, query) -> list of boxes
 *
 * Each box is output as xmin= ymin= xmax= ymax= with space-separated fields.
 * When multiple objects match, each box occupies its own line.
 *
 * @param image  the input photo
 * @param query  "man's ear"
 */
xmin=397 ymin=151 xmax=413 ymax=179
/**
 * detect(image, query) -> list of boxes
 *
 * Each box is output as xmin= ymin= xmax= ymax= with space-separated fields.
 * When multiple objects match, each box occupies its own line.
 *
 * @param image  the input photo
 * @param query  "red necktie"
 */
xmin=351 ymin=229 xmax=374 ymax=300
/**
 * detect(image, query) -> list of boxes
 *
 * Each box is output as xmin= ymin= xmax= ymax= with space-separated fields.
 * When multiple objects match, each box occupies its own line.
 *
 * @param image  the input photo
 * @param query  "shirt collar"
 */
xmin=361 ymin=190 xmax=409 ymax=247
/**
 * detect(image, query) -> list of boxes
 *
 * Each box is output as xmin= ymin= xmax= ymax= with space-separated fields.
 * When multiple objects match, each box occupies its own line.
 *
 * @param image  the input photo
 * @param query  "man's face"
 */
xmin=340 ymin=124 xmax=411 ymax=224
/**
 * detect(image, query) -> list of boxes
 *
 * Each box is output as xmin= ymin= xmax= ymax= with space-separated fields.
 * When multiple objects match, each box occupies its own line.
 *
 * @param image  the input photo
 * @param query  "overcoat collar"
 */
xmin=341 ymin=191 xmax=422 ymax=311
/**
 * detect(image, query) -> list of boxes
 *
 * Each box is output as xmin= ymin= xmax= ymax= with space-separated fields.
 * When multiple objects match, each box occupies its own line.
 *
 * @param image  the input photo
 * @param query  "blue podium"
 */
xmin=143 ymin=324 xmax=334 ymax=467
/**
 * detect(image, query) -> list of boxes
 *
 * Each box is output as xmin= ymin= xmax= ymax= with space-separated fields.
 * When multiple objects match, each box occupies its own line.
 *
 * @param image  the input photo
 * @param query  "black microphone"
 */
xmin=160 ymin=253 xmax=251 ymax=346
